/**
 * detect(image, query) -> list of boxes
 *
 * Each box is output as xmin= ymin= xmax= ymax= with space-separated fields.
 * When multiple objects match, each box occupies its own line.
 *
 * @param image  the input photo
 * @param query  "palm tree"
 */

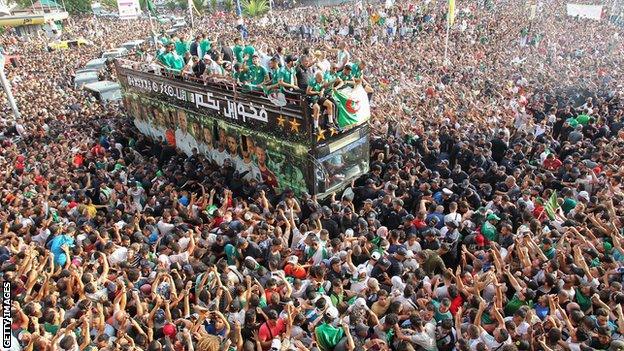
xmin=242 ymin=0 xmax=268 ymax=17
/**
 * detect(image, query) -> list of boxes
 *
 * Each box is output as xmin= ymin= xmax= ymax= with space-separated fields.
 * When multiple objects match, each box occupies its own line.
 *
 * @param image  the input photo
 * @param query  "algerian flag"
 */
xmin=543 ymin=191 xmax=559 ymax=220
xmin=146 ymin=0 xmax=158 ymax=17
xmin=332 ymin=85 xmax=370 ymax=128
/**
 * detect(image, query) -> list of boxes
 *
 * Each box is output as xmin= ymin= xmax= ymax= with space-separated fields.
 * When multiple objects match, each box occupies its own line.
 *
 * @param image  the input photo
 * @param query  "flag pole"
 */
xmin=188 ymin=0 xmax=195 ymax=37
xmin=443 ymin=18 xmax=450 ymax=65
xmin=147 ymin=11 xmax=157 ymax=45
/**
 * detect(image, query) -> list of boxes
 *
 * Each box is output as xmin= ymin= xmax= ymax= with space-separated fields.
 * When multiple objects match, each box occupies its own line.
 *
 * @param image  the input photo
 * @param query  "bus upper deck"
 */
xmin=115 ymin=59 xmax=370 ymax=197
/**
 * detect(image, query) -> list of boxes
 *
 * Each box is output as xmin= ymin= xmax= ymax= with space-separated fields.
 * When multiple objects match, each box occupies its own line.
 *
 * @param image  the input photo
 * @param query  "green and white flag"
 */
xmin=543 ymin=191 xmax=559 ymax=220
xmin=146 ymin=0 xmax=158 ymax=17
xmin=332 ymin=85 xmax=370 ymax=128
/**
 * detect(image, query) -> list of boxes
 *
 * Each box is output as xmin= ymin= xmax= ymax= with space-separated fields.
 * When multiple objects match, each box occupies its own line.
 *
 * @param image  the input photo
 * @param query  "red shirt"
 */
xmin=258 ymin=319 xmax=286 ymax=347
xmin=543 ymin=158 xmax=562 ymax=171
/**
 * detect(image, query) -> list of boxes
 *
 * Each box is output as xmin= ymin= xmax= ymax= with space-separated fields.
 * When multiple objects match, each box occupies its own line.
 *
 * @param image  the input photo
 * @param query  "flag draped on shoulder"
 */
xmin=331 ymin=85 xmax=371 ymax=128
xmin=448 ymin=0 xmax=456 ymax=26
xmin=543 ymin=191 xmax=559 ymax=220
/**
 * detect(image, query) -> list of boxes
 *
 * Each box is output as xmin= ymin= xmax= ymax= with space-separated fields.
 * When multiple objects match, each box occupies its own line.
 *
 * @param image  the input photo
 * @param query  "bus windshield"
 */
xmin=316 ymin=134 xmax=369 ymax=193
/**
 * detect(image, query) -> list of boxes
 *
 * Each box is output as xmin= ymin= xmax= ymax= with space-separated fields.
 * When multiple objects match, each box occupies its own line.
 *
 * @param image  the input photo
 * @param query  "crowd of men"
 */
xmin=1 ymin=0 xmax=624 ymax=350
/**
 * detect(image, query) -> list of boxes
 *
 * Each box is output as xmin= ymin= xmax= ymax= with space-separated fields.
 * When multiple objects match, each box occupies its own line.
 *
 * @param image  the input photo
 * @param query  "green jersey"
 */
xmin=281 ymin=66 xmax=296 ymax=86
xmin=308 ymin=77 xmax=324 ymax=93
xmin=246 ymin=64 xmax=267 ymax=85
xmin=174 ymin=39 xmax=189 ymax=57
xmin=350 ymin=62 xmax=363 ymax=78
xmin=314 ymin=323 xmax=345 ymax=351
xmin=243 ymin=45 xmax=256 ymax=65
xmin=481 ymin=221 xmax=498 ymax=242
xmin=157 ymin=52 xmax=184 ymax=71
xmin=233 ymin=44 xmax=244 ymax=63
xmin=324 ymin=71 xmax=339 ymax=85
xmin=199 ymin=39 xmax=211 ymax=56
xmin=339 ymin=70 xmax=354 ymax=83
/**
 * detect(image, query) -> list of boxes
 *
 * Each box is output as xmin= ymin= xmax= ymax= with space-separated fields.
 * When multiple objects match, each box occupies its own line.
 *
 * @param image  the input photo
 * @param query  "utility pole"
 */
xmin=0 ymin=54 xmax=21 ymax=121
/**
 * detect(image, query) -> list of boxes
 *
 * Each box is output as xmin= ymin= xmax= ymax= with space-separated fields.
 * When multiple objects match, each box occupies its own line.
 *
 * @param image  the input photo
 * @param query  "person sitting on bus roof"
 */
xmin=324 ymin=64 xmax=343 ymax=89
xmin=307 ymin=71 xmax=336 ymax=132
xmin=156 ymin=43 xmax=184 ymax=72
xmin=350 ymin=59 xmax=374 ymax=95
xmin=338 ymin=64 xmax=356 ymax=88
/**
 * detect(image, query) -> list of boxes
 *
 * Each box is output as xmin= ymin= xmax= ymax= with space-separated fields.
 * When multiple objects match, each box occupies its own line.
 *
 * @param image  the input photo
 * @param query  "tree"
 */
xmin=209 ymin=0 xmax=217 ymax=12
xmin=165 ymin=0 xmax=176 ymax=9
xmin=242 ymin=0 xmax=267 ymax=17
xmin=223 ymin=0 xmax=233 ymax=12
xmin=192 ymin=0 xmax=204 ymax=13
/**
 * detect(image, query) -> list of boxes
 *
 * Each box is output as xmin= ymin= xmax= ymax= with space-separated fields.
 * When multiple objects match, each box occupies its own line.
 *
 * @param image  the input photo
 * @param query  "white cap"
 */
xmin=578 ymin=191 xmax=590 ymax=202
xmin=371 ymin=251 xmax=381 ymax=260
xmin=442 ymin=188 xmax=453 ymax=196
xmin=270 ymin=338 xmax=281 ymax=350
xmin=203 ymin=54 xmax=211 ymax=60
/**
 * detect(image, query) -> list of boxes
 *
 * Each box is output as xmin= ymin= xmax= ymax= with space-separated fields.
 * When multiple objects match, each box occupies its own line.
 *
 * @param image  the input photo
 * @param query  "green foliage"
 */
xmin=209 ymin=0 xmax=217 ymax=12
xmin=193 ymin=0 xmax=204 ymax=13
xmin=176 ymin=0 xmax=187 ymax=9
xmin=100 ymin=0 xmax=118 ymax=10
xmin=223 ymin=0 xmax=233 ymax=12
xmin=63 ymin=0 xmax=92 ymax=14
xmin=166 ymin=0 xmax=176 ymax=9
xmin=242 ymin=0 xmax=268 ymax=17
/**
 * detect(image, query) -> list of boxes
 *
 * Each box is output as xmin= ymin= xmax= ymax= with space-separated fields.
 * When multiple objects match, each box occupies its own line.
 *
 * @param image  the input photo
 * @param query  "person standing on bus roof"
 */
xmin=243 ymin=38 xmax=256 ymax=66
xmin=233 ymin=37 xmax=244 ymax=64
xmin=245 ymin=54 xmax=269 ymax=90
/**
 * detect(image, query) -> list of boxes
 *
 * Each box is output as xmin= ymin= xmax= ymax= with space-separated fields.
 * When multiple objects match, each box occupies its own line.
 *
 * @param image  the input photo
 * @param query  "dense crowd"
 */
xmin=1 ymin=0 xmax=624 ymax=350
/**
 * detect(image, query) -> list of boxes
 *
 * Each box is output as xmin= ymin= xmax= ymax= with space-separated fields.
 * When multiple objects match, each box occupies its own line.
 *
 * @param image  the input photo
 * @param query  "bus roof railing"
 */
xmin=114 ymin=58 xmax=306 ymax=107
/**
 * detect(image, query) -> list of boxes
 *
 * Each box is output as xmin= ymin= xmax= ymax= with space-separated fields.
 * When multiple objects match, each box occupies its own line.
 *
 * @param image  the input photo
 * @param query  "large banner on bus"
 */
xmin=119 ymin=71 xmax=312 ymax=144
xmin=123 ymin=93 xmax=310 ymax=195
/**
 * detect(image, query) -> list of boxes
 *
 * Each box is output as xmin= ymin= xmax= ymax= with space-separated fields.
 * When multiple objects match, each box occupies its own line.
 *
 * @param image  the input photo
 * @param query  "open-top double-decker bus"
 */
xmin=115 ymin=59 xmax=370 ymax=198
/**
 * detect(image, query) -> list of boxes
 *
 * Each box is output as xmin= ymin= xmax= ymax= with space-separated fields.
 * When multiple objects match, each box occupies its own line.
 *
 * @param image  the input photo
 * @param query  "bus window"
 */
xmin=315 ymin=135 xmax=369 ymax=193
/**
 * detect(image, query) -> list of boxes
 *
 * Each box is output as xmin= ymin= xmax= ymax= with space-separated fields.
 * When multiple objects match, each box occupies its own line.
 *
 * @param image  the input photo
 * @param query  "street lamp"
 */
xmin=0 ymin=53 xmax=21 ymax=121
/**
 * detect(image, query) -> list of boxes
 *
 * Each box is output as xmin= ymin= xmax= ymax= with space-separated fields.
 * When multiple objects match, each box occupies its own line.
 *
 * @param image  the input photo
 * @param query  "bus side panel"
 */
xmin=123 ymin=93 xmax=310 ymax=196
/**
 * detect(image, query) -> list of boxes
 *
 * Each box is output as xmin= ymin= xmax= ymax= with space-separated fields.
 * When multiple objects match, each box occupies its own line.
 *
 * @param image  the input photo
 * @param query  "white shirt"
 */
xmin=109 ymin=247 xmax=128 ymax=265
xmin=237 ymin=159 xmax=262 ymax=182
xmin=175 ymin=129 xmax=197 ymax=156
xmin=213 ymin=149 xmax=228 ymax=166
xmin=157 ymin=220 xmax=175 ymax=235
xmin=408 ymin=322 xmax=437 ymax=351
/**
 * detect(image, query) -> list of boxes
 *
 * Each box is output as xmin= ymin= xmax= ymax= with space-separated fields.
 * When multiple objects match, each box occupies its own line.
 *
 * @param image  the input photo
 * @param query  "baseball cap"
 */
xmin=487 ymin=213 xmax=501 ymax=221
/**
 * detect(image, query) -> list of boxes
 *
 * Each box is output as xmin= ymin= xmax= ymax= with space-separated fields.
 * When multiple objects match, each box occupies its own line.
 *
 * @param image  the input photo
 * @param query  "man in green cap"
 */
xmin=481 ymin=213 xmax=500 ymax=243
